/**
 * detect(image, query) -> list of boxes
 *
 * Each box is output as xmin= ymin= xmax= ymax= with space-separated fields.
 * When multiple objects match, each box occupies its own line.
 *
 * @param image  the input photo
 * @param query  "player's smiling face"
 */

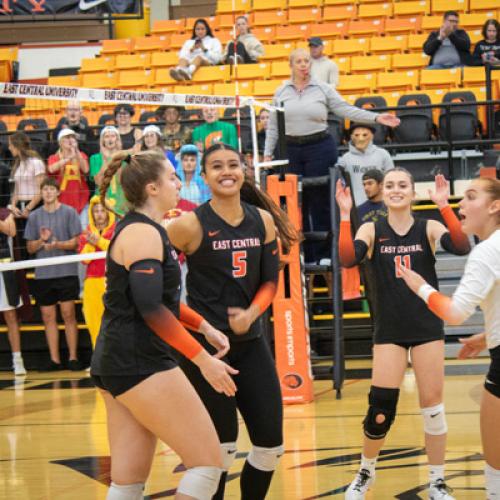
xmin=202 ymin=149 xmax=244 ymax=196
xmin=382 ymin=170 xmax=414 ymax=209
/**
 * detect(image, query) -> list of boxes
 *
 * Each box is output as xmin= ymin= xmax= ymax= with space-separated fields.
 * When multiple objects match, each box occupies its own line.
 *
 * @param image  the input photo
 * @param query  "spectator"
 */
xmin=471 ymin=19 xmax=500 ymax=66
xmin=53 ymin=100 xmax=96 ymax=156
xmin=424 ymin=11 xmax=471 ymax=69
xmin=169 ymin=18 xmax=222 ymax=81
xmin=78 ymin=196 xmax=115 ymax=348
xmin=139 ymin=124 xmax=178 ymax=168
xmin=113 ymin=104 xmax=142 ymax=150
xmin=175 ymin=144 xmax=211 ymax=206
xmin=338 ymin=123 xmax=394 ymax=206
xmin=257 ymin=108 xmax=269 ymax=154
xmin=24 ymin=177 xmax=82 ymax=371
xmin=8 ymin=131 xmax=46 ymax=260
xmin=357 ymin=169 xmax=387 ymax=224
xmin=0 ymin=204 xmax=26 ymax=375
xmin=224 ymin=15 xmax=264 ymax=64
xmin=47 ymin=129 xmax=90 ymax=227
xmin=156 ymin=105 xmax=192 ymax=154
xmin=308 ymin=37 xmax=339 ymax=88
xmin=192 ymin=107 xmax=238 ymax=151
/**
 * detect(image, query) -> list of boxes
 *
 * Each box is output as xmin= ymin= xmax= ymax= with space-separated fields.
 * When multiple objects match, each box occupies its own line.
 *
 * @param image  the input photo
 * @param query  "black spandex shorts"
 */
xmin=92 ymin=373 xmax=154 ymax=398
xmin=485 ymin=345 xmax=500 ymax=399
xmin=377 ymin=339 xmax=442 ymax=350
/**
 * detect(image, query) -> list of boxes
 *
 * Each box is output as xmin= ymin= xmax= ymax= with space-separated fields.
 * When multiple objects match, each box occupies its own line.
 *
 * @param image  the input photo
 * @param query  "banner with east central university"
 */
xmin=0 ymin=0 xmax=141 ymax=17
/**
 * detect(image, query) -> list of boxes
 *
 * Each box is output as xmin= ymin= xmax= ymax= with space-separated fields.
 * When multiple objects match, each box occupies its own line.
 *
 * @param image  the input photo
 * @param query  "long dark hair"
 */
xmin=9 ymin=131 xmax=42 ymax=176
xmin=482 ymin=19 xmax=500 ymax=42
xmin=201 ymin=143 xmax=300 ymax=254
xmin=191 ymin=18 xmax=214 ymax=39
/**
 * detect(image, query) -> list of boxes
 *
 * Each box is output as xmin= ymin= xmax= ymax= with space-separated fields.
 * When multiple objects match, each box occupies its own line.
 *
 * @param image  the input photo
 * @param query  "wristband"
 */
xmin=417 ymin=283 xmax=437 ymax=303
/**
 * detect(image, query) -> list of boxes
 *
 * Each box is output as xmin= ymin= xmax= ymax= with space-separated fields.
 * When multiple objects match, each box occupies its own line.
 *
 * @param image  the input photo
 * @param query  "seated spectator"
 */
xmin=24 ymin=177 xmax=82 ymax=371
xmin=424 ymin=11 xmax=470 ymax=69
xmin=47 ymin=129 xmax=90 ymax=227
xmin=53 ymin=100 xmax=96 ymax=156
xmin=309 ymin=37 xmax=339 ymax=88
xmin=175 ymin=144 xmax=210 ymax=206
xmin=257 ymin=108 xmax=269 ymax=154
xmin=8 ymin=132 xmax=46 ymax=260
xmin=192 ymin=107 xmax=238 ymax=151
xmin=139 ymin=124 xmax=177 ymax=168
xmin=471 ymin=19 xmax=500 ymax=66
xmin=113 ymin=104 xmax=142 ymax=150
xmin=338 ymin=123 xmax=394 ymax=206
xmin=156 ymin=105 xmax=192 ymax=154
xmin=357 ymin=169 xmax=387 ymax=224
xmin=169 ymin=18 xmax=222 ymax=81
xmin=78 ymin=196 xmax=115 ymax=348
xmin=224 ymin=16 xmax=264 ymax=65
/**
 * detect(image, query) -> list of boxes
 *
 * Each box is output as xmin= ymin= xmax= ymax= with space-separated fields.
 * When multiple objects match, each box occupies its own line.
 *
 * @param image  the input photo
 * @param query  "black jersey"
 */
xmin=367 ymin=217 xmax=444 ymax=344
xmin=91 ymin=211 xmax=181 ymax=376
xmin=186 ymin=201 xmax=267 ymax=343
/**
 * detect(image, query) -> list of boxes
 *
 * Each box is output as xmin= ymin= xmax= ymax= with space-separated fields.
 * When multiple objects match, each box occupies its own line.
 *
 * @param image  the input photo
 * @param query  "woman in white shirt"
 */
xmin=401 ymin=177 xmax=500 ymax=500
xmin=170 ymin=18 xmax=222 ymax=81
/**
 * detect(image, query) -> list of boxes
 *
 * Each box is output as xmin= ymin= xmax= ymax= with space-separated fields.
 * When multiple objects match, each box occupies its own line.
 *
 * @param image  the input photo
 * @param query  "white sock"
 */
xmin=12 ymin=352 xmax=22 ymax=360
xmin=486 ymin=464 xmax=500 ymax=499
xmin=106 ymin=482 xmax=144 ymax=500
xmin=360 ymin=454 xmax=377 ymax=475
xmin=429 ymin=464 xmax=445 ymax=485
xmin=188 ymin=64 xmax=196 ymax=74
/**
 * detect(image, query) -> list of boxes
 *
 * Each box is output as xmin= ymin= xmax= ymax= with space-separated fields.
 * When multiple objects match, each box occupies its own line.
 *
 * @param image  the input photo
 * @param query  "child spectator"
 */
xmin=175 ymin=144 xmax=211 ymax=206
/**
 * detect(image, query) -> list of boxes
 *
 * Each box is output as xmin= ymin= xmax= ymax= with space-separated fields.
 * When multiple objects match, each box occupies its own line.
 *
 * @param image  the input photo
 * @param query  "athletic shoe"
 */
xmin=169 ymin=67 xmax=183 ymax=81
xmin=345 ymin=469 xmax=375 ymax=499
xmin=429 ymin=479 xmax=455 ymax=499
xmin=227 ymin=55 xmax=235 ymax=65
xmin=177 ymin=66 xmax=191 ymax=80
xmin=67 ymin=359 xmax=83 ymax=371
xmin=39 ymin=360 xmax=63 ymax=372
xmin=13 ymin=358 xmax=27 ymax=376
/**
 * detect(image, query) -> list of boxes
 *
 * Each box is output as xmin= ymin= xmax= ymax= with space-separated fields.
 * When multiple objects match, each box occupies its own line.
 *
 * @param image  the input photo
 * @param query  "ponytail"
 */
xmin=99 ymin=150 xmax=128 ymax=218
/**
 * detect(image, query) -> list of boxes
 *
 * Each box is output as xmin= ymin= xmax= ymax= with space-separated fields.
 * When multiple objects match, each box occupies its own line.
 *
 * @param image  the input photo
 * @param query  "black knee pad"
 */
xmin=363 ymin=386 xmax=400 ymax=440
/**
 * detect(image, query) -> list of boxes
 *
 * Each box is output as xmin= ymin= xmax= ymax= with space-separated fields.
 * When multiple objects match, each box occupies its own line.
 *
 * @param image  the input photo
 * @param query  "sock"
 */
xmin=240 ymin=461 xmax=274 ymax=500
xmin=12 ymin=352 xmax=21 ymax=360
xmin=107 ymin=482 xmax=144 ymax=500
xmin=188 ymin=64 xmax=196 ymax=75
xmin=360 ymin=454 xmax=377 ymax=475
xmin=486 ymin=464 xmax=500 ymax=499
xmin=212 ymin=471 xmax=228 ymax=500
xmin=429 ymin=464 xmax=445 ymax=485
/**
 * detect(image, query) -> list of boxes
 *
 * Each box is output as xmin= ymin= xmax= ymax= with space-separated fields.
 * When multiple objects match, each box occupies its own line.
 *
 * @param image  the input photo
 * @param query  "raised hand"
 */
xmin=335 ymin=179 xmax=353 ymax=216
xmin=428 ymin=174 xmax=450 ymax=209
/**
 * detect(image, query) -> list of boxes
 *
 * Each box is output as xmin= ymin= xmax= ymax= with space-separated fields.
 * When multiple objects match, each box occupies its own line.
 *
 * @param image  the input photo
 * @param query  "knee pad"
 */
xmin=176 ymin=466 xmax=222 ymax=500
xmin=421 ymin=403 xmax=448 ymax=435
xmin=221 ymin=442 xmax=237 ymax=471
xmin=107 ymin=482 xmax=144 ymax=500
xmin=363 ymin=386 xmax=400 ymax=440
xmin=247 ymin=444 xmax=284 ymax=472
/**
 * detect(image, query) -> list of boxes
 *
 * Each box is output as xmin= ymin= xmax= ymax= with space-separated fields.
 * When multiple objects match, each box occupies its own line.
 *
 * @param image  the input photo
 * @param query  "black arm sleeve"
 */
xmin=440 ymin=232 xmax=470 ymax=256
xmin=261 ymin=239 xmax=279 ymax=284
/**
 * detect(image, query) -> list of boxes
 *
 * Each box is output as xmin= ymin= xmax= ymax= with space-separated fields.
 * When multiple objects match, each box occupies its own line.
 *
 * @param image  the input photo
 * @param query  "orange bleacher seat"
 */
xmin=358 ymin=3 xmax=393 ymax=19
xmin=48 ymin=75 xmax=81 ymax=87
xmin=385 ymin=17 xmax=422 ymax=35
xmin=153 ymin=68 xmax=177 ymax=86
xmin=377 ymin=91 xmax=404 ymax=107
xmin=407 ymin=33 xmax=429 ymax=52
xmin=0 ymin=47 xmax=18 ymax=61
xmin=115 ymin=53 xmax=151 ymax=71
xmin=376 ymin=70 xmax=419 ymax=91
xmin=216 ymin=0 xmax=250 ymax=13
xmin=469 ymin=30 xmax=483 ymax=45
xmin=323 ymin=0 xmax=354 ymax=5
xmin=469 ymin=0 xmax=496 ymax=12
xmin=270 ymin=60 xmax=291 ymax=78
xmin=309 ymin=22 xmax=348 ymax=39
xmin=150 ymin=52 xmax=179 ymax=68
xmin=235 ymin=63 xmax=270 ymax=80
xmin=213 ymin=13 xmax=235 ymax=30
xmin=133 ymin=36 xmax=170 ymax=53
xmin=336 ymin=74 xmax=375 ymax=94
xmin=191 ymin=65 xmax=230 ymax=83
xmin=333 ymin=38 xmax=369 ymax=56
xmin=288 ymin=0 xmax=321 ymax=7
xmin=323 ymin=5 xmax=357 ymax=21
xmin=81 ymin=72 xmax=117 ymax=89
xmin=393 ymin=0 xmax=429 ymax=17
xmin=287 ymin=7 xmax=321 ymax=24
xmin=348 ymin=19 xmax=385 ymax=37
xmin=253 ymin=79 xmax=283 ymax=97
xmin=260 ymin=43 xmax=294 ymax=61
xmin=216 ymin=30 xmax=235 ymax=45
xmin=336 ymin=57 xmax=351 ymax=74
xmin=170 ymin=33 xmax=190 ymax=50
xmin=212 ymin=81 xmax=253 ymax=96
xmin=174 ymin=84 xmax=214 ymax=95
xmin=275 ymin=24 xmax=310 ymax=42
xmin=184 ymin=17 xmax=216 ymax=32
xmin=117 ymin=70 xmax=153 ymax=89
xmin=431 ymin=0 xmax=467 ymax=14
xmin=252 ymin=0 xmax=286 ymax=10
xmin=462 ymin=66 xmax=488 ymax=88
xmin=252 ymin=10 xmax=287 ymax=26
xmin=101 ymin=39 xmax=133 ymax=55
xmin=369 ymin=35 xmax=407 ymax=54
xmin=351 ymin=55 xmax=391 ymax=73
xmin=392 ymin=52 xmax=430 ymax=70
xmin=460 ymin=12 xmax=495 ymax=31
xmin=80 ymin=57 xmax=114 ymax=73
xmin=421 ymin=16 xmax=442 ymax=32
xmin=251 ymin=27 xmax=276 ymax=44
xmin=151 ymin=19 xmax=186 ymax=35
xmin=419 ymin=68 xmax=461 ymax=90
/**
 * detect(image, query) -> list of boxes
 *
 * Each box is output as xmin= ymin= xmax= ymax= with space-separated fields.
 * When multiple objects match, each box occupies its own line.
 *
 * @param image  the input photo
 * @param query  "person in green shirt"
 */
xmin=192 ymin=107 xmax=238 ymax=152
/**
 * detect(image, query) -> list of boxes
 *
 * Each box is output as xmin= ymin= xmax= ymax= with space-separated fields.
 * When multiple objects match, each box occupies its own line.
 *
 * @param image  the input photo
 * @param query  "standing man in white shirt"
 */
xmin=308 ymin=37 xmax=339 ymax=88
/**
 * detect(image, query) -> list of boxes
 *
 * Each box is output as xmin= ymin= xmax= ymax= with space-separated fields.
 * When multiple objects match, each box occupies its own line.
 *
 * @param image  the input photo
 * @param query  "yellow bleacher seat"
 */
xmin=358 ymin=0 xmax=387 ymax=4
xmin=153 ymin=68 xmax=177 ymax=86
xmin=323 ymin=0 xmax=354 ymax=5
xmin=376 ymin=70 xmax=419 ymax=91
xmin=377 ymin=91 xmax=404 ymax=107
xmin=235 ymin=81 xmax=254 ymax=96
xmin=151 ymin=19 xmax=186 ymax=35
xmin=216 ymin=0 xmax=249 ymax=13
xmin=174 ymin=84 xmax=213 ymax=95
xmin=80 ymin=57 xmax=114 ymax=73
xmin=323 ymin=5 xmax=357 ymax=21
xmin=391 ymin=52 xmax=430 ymax=70
xmin=170 ymin=33 xmax=190 ymax=50
xmin=213 ymin=14 xmax=235 ymax=30
xmin=407 ymin=33 xmax=429 ymax=52
xmin=420 ymin=15 xmax=442 ymax=32
xmin=212 ymin=81 xmax=253 ymax=96
xmin=115 ymin=53 xmax=151 ymax=71
xmin=253 ymin=79 xmax=283 ymax=97
xmin=191 ymin=65 xmax=230 ymax=83
xmin=101 ymin=39 xmax=132 ymax=55
xmin=288 ymin=0 xmax=321 ymax=7
xmin=462 ymin=66 xmax=488 ymax=88
xmin=385 ymin=17 xmax=422 ymax=35
xmin=336 ymin=74 xmax=375 ymax=94
xmin=216 ymin=30 xmax=235 ymax=45
xmin=469 ymin=30 xmax=483 ymax=45
xmin=336 ymin=57 xmax=351 ymax=74
xmin=369 ymin=35 xmax=407 ymax=54
xmin=270 ymin=60 xmax=291 ymax=78
xmin=81 ymin=72 xmax=118 ymax=89
xmin=252 ymin=10 xmax=287 ymax=26
xmin=460 ymin=12 xmax=495 ymax=31
xmin=431 ymin=0 xmax=467 ymax=14
xmin=185 ymin=16 xmax=216 ymax=31
xmin=333 ymin=38 xmax=369 ymax=56
xmin=251 ymin=27 xmax=277 ymax=44
xmin=358 ymin=3 xmax=393 ymax=19
xmin=419 ymin=68 xmax=461 ymax=90
xmin=235 ymin=63 xmax=270 ymax=80
xmin=275 ymin=24 xmax=310 ymax=42
xmin=469 ymin=0 xmax=496 ymax=12
xmin=133 ymin=35 xmax=170 ymax=53
xmin=48 ymin=75 xmax=81 ymax=87
xmin=150 ymin=52 xmax=179 ymax=68
xmin=309 ymin=21 xmax=348 ymax=39
xmin=351 ymin=55 xmax=391 ymax=73
xmin=287 ymin=7 xmax=321 ymax=24
xmin=393 ymin=0 xmax=429 ymax=17
xmin=260 ymin=43 xmax=294 ymax=61
xmin=348 ymin=19 xmax=385 ymax=37
xmin=0 ymin=47 xmax=18 ymax=61
xmin=117 ymin=70 xmax=153 ymax=89
xmin=252 ymin=0 xmax=286 ymax=10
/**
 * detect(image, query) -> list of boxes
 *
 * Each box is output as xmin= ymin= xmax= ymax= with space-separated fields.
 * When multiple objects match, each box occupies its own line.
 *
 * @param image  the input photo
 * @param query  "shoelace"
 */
xmin=433 ymin=479 xmax=453 ymax=496
xmin=353 ymin=469 xmax=371 ymax=491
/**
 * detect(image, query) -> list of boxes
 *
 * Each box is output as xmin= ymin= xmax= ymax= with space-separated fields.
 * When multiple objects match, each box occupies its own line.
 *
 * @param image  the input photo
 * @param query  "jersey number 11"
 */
xmin=394 ymin=254 xmax=411 ymax=278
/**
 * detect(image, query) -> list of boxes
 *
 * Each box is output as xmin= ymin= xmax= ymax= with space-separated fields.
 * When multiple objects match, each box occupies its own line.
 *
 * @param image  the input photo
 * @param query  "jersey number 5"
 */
xmin=232 ymin=250 xmax=247 ymax=278
xmin=394 ymin=254 xmax=411 ymax=278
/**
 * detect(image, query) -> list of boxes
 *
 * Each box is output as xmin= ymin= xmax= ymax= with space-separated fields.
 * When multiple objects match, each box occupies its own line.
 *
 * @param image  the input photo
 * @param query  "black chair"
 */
xmin=0 ymin=119 xmax=8 ymax=152
xmin=438 ymin=91 xmax=479 ymax=142
xmin=98 ymin=113 xmax=115 ymax=126
xmin=17 ymin=119 xmax=49 ymax=156
xmin=139 ymin=111 xmax=158 ymax=124
xmin=354 ymin=96 xmax=388 ymax=144
xmin=393 ymin=94 xmax=434 ymax=144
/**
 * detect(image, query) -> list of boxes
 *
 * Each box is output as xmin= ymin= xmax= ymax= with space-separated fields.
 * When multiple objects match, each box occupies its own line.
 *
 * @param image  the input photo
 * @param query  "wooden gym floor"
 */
xmin=0 ymin=358 xmax=489 ymax=499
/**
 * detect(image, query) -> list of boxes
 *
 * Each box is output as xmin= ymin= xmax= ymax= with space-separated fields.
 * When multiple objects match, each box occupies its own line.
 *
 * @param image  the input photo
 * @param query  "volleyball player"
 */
xmin=400 ymin=177 xmax=500 ymax=499
xmin=90 ymin=150 xmax=239 ymax=500
xmin=336 ymin=170 xmax=471 ymax=500
xmin=167 ymin=143 xmax=299 ymax=500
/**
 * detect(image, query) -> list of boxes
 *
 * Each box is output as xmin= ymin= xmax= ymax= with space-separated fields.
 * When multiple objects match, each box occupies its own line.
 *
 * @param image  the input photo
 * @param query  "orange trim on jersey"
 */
xmin=339 ymin=220 xmax=356 ymax=268
xmin=252 ymin=281 xmax=278 ymax=314
xmin=179 ymin=302 xmax=204 ymax=332
xmin=440 ymin=205 xmax=470 ymax=252
xmin=428 ymin=291 xmax=454 ymax=322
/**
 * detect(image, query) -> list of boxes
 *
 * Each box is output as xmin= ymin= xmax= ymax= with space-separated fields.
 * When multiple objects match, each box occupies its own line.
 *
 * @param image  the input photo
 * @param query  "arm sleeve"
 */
xmin=179 ymin=302 xmax=204 ymax=332
xmin=439 ymin=205 xmax=470 ymax=255
xmin=251 ymin=239 xmax=280 ymax=314
xmin=129 ymin=259 xmax=203 ymax=359
xmin=339 ymin=220 xmax=368 ymax=267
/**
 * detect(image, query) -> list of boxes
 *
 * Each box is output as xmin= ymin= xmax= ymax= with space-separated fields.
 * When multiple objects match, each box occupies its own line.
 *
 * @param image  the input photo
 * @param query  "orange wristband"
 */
xmin=179 ymin=302 xmax=204 ymax=332
xmin=251 ymin=281 xmax=277 ymax=315
xmin=339 ymin=220 xmax=356 ymax=267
